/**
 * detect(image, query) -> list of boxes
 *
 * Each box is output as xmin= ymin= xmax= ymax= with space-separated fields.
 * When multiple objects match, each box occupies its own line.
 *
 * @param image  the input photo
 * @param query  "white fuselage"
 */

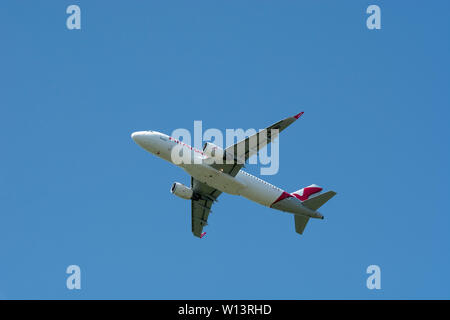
xmin=131 ymin=130 xmax=321 ymax=218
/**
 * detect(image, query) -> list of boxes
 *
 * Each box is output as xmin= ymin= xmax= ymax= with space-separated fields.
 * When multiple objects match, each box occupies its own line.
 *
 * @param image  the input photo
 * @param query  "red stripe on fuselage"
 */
xmin=270 ymin=191 xmax=293 ymax=207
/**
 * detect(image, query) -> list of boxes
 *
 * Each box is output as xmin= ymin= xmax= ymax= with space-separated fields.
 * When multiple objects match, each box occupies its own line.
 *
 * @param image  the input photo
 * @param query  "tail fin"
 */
xmin=302 ymin=191 xmax=337 ymax=211
xmin=294 ymin=215 xmax=310 ymax=235
xmin=293 ymin=190 xmax=337 ymax=235
xmin=291 ymin=184 xmax=323 ymax=201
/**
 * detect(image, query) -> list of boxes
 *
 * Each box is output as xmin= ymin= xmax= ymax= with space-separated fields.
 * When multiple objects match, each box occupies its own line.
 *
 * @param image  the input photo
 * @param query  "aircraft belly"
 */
xmin=235 ymin=172 xmax=281 ymax=207
xmin=183 ymin=165 xmax=282 ymax=207
xmin=183 ymin=164 xmax=246 ymax=195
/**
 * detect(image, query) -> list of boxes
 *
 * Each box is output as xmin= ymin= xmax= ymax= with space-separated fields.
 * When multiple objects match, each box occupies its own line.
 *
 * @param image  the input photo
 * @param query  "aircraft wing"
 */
xmin=210 ymin=112 xmax=304 ymax=177
xmin=191 ymin=177 xmax=222 ymax=238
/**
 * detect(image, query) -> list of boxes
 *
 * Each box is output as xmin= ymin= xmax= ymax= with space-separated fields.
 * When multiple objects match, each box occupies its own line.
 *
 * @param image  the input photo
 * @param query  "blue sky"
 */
xmin=0 ymin=1 xmax=449 ymax=299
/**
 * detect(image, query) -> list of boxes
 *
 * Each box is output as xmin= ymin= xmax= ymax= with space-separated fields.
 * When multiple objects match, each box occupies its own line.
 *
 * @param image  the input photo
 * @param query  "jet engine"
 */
xmin=203 ymin=142 xmax=224 ymax=158
xmin=170 ymin=182 xmax=194 ymax=200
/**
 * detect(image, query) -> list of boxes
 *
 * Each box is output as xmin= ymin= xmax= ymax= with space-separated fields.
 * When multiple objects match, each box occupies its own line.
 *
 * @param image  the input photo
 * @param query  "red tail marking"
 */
xmin=291 ymin=186 xmax=322 ymax=201
xmin=200 ymin=232 xmax=207 ymax=238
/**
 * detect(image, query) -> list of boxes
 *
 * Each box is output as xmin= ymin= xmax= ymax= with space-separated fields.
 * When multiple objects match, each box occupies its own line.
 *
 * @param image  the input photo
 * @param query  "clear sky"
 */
xmin=0 ymin=1 xmax=449 ymax=299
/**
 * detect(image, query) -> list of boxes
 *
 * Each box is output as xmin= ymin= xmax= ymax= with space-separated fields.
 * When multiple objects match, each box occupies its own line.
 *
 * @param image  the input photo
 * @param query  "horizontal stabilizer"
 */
xmin=294 ymin=215 xmax=310 ymax=235
xmin=301 ymin=191 xmax=336 ymax=211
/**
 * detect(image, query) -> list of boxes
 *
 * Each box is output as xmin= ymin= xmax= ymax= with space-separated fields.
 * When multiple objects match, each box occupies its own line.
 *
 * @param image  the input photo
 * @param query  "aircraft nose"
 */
xmin=131 ymin=131 xmax=148 ymax=145
xmin=131 ymin=131 xmax=141 ymax=141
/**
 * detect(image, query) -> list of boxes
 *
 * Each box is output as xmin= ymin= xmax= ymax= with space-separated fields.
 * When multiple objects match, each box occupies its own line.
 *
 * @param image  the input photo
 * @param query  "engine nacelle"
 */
xmin=170 ymin=182 xmax=194 ymax=200
xmin=203 ymin=142 xmax=224 ymax=158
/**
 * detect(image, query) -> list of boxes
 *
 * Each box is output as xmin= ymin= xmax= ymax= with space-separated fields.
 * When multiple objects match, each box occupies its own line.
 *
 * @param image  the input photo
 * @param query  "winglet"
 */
xmin=200 ymin=232 xmax=207 ymax=238
xmin=294 ymin=112 xmax=304 ymax=119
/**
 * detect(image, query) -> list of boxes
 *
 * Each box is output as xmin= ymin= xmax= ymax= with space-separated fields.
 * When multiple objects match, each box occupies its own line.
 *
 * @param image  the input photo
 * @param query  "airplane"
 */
xmin=131 ymin=112 xmax=336 ymax=238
